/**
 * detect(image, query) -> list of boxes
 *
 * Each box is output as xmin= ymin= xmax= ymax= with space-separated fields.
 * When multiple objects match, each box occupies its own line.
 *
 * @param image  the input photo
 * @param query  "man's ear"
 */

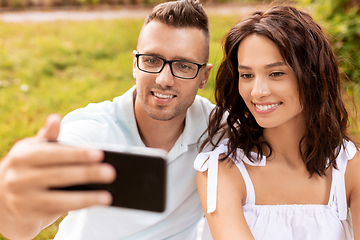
xmin=132 ymin=50 xmax=137 ymax=79
xmin=199 ymin=63 xmax=213 ymax=89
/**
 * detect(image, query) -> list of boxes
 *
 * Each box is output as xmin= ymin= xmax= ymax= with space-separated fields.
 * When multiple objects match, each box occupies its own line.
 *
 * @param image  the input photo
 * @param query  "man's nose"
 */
xmin=155 ymin=63 xmax=175 ymax=87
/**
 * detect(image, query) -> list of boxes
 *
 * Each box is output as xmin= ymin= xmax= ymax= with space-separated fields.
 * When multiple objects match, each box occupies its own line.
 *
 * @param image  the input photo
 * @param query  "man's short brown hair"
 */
xmin=144 ymin=0 xmax=210 ymax=61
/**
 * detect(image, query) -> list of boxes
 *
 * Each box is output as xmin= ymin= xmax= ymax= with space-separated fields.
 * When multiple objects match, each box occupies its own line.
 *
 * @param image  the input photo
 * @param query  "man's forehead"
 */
xmin=137 ymin=20 xmax=207 ymax=62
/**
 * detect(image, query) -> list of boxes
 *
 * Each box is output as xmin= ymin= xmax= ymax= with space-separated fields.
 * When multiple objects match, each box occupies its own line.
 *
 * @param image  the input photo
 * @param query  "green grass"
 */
xmin=0 ymin=14 xmax=242 ymax=239
xmin=0 ymin=19 xmax=141 ymax=157
xmin=0 ymin=13 xmax=359 ymax=239
xmin=0 ymin=14 xmax=246 ymax=158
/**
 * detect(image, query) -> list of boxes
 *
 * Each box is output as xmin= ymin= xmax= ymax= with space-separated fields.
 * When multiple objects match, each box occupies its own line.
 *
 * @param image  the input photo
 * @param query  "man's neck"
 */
xmin=134 ymin=96 xmax=186 ymax=152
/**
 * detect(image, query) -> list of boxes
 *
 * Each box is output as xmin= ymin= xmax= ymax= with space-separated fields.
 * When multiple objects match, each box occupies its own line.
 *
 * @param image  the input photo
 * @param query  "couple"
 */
xmin=0 ymin=0 xmax=358 ymax=240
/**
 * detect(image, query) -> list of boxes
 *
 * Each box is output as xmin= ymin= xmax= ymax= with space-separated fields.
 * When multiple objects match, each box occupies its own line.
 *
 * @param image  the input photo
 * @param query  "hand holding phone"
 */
xmin=54 ymin=144 xmax=167 ymax=213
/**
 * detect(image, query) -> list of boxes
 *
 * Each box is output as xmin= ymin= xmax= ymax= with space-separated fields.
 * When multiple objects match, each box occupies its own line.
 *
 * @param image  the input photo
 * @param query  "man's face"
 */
xmin=133 ymin=20 xmax=212 ymax=122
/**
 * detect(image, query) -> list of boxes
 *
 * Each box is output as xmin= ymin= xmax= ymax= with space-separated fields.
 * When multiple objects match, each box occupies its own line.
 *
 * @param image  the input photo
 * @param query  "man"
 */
xmin=0 ymin=0 xmax=213 ymax=239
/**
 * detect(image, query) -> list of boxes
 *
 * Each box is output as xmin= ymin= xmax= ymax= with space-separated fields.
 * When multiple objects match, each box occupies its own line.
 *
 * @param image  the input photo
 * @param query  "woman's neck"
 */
xmin=262 ymin=112 xmax=306 ymax=164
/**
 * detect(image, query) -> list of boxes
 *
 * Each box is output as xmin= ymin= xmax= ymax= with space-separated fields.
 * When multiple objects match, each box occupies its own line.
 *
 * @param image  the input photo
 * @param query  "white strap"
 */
xmin=235 ymin=160 xmax=256 ymax=205
xmin=236 ymin=149 xmax=266 ymax=205
xmin=194 ymin=140 xmax=266 ymax=213
xmin=194 ymin=143 xmax=227 ymax=213
xmin=330 ymin=141 xmax=357 ymax=220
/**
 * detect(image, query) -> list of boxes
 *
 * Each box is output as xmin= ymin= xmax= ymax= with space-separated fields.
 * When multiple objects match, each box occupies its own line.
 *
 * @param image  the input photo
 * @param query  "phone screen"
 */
xmin=55 ymin=150 xmax=167 ymax=212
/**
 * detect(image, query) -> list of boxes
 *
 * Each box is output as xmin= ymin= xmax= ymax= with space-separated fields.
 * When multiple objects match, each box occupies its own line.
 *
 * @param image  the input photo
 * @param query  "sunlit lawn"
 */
xmin=0 ymin=12 xmax=359 ymax=239
xmin=0 ymin=13 xmax=243 ymax=239
xmin=0 ymin=14 xmax=244 ymax=158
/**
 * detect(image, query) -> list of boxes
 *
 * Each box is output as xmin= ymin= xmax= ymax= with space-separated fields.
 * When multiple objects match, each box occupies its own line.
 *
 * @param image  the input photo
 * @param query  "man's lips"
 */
xmin=152 ymin=91 xmax=176 ymax=99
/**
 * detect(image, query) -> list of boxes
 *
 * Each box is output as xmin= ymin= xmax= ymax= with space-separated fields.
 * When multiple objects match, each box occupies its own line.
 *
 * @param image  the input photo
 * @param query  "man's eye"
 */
xmin=174 ymin=62 xmax=196 ymax=72
xmin=144 ymin=58 xmax=159 ymax=64
xmin=270 ymin=72 xmax=285 ymax=77
xmin=179 ymin=64 xmax=191 ymax=70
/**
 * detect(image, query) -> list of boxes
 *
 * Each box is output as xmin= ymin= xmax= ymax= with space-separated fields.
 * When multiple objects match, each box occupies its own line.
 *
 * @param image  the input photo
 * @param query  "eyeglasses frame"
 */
xmin=135 ymin=53 xmax=207 ymax=80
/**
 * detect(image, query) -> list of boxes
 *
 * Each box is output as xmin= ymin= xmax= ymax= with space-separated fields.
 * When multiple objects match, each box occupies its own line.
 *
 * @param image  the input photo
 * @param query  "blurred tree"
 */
xmin=300 ymin=0 xmax=360 ymax=82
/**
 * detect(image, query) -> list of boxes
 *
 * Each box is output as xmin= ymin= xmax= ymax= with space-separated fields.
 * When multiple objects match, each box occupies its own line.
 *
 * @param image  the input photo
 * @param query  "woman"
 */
xmin=195 ymin=5 xmax=359 ymax=240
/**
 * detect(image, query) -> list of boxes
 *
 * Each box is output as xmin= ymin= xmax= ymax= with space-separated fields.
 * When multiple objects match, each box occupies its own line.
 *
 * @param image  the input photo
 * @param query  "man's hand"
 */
xmin=0 ymin=114 xmax=116 ymax=239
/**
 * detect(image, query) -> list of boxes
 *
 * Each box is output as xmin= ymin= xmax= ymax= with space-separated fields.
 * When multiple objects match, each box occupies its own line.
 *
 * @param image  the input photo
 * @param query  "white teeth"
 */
xmin=255 ymin=103 xmax=280 ymax=111
xmin=153 ymin=92 xmax=174 ymax=99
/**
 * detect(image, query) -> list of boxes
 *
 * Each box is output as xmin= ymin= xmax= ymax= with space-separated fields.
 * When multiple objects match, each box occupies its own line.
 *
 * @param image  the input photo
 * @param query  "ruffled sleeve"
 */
xmin=194 ymin=140 xmax=228 ymax=213
xmin=331 ymin=140 xmax=358 ymax=220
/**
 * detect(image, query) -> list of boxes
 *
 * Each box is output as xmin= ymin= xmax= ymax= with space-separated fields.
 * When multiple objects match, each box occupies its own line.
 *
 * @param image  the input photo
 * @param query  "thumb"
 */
xmin=36 ymin=114 xmax=62 ymax=141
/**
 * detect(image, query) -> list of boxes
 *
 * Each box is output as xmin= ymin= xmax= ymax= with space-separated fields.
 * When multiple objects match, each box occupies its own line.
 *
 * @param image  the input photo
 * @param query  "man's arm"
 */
xmin=0 ymin=114 xmax=116 ymax=240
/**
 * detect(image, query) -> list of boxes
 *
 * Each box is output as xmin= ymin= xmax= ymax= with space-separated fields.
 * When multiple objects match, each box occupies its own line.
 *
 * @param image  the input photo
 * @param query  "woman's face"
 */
xmin=237 ymin=34 xmax=304 ymax=130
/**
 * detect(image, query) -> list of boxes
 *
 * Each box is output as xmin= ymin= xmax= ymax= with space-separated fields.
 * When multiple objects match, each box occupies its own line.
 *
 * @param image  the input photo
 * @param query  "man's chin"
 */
xmin=145 ymin=109 xmax=179 ymax=122
xmin=148 ymin=114 xmax=176 ymax=121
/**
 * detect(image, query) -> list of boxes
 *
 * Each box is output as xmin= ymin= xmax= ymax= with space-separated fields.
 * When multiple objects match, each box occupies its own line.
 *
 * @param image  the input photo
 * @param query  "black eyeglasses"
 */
xmin=135 ymin=53 xmax=207 ymax=79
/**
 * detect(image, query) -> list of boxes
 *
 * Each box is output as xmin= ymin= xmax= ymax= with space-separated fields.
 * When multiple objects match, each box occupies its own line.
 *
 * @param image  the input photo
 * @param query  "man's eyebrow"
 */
xmin=173 ymin=56 xmax=200 ymax=63
xmin=140 ymin=52 xmax=163 ymax=58
xmin=144 ymin=53 xmax=199 ymax=63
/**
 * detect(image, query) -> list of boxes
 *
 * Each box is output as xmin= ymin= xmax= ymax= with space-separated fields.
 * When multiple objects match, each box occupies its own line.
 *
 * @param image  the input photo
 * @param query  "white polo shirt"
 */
xmin=55 ymin=86 xmax=214 ymax=240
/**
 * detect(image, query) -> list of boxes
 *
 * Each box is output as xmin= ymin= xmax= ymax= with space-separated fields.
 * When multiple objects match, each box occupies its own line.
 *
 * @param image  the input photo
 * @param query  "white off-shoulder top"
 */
xmin=194 ymin=139 xmax=357 ymax=240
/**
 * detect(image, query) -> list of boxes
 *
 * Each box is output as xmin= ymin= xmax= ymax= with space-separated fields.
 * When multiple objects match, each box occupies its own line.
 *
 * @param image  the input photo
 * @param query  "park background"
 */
xmin=0 ymin=0 xmax=359 ymax=238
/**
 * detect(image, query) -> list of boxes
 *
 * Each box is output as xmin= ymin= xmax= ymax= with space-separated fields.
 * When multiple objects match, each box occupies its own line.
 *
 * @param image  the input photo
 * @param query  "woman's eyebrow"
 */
xmin=238 ymin=62 xmax=287 ymax=70
xmin=265 ymin=61 xmax=287 ymax=69
xmin=238 ymin=65 xmax=252 ymax=70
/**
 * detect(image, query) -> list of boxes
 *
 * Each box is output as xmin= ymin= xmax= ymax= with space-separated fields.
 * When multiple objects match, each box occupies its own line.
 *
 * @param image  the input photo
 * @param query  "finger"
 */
xmin=9 ymin=163 xmax=116 ymax=190
xmin=34 ymin=190 xmax=112 ymax=214
xmin=36 ymin=114 xmax=62 ymax=141
xmin=11 ymin=143 xmax=104 ymax=167
xmin=10 ymin=190 xmax=112 ymax=218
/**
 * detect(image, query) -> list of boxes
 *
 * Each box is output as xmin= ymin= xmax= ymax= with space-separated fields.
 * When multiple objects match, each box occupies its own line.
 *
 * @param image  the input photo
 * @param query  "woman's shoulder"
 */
xmin=218 ymin=156 xmax=245 ymax=185
xmin=194 ymin=139 xmax=230 ymax=171
xmin=344 ymin=142 xmax=360 ymax=204
xmin=196 ymin=139 xmax=248 ymax=213
xmin=196 ymin=155 xmax=236 ymax=181
xmin=197 ymin=154 xmax=247 ymax=212
xmin=342 ymin=140 xmax=358 ymax=161
xmin=345 ymin=146 xmax=360 ymax=178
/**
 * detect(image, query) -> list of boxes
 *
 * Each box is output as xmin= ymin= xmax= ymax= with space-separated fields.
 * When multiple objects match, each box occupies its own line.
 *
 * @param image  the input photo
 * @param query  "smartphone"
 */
xmin=54 ymin=144 xmax=167 ymax=213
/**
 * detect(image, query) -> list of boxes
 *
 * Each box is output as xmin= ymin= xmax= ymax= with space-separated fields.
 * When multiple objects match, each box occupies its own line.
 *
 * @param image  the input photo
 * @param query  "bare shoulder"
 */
xmin=345 ymin=150 xmax=360 ymax=182
xmin=197 ymin=154 xmax=243 ymax=183
xmin=196 ymin=154 xmax=231 ymax=188
xmin=345 ymin=150 xmax=360 ymax=238
xmin=345 ymin=150 xmax=360 ymax=204
xmin=217 ymin=155 xmax=247 ymax=204
xmin=217 ymin=154 xmax=244 ymax=182
xmin=197 ymin=154 xmax=247 ymax=206
xmin=197 ymin=154 xmax=254 ymax=239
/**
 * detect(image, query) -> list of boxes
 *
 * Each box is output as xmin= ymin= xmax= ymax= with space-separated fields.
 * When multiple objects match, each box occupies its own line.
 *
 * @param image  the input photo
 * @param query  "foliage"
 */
xmin=4 ymin=0 xmax=265 ymax=8
xmin=298 ymin=0 xmax=360 ymax=82
xmin=76 ymin=0 xmax=100 ymax=6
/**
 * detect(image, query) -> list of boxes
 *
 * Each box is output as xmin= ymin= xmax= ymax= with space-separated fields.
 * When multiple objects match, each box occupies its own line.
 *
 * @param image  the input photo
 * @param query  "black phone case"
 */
xmin=56 ymin=150 xmax=167 ymax=212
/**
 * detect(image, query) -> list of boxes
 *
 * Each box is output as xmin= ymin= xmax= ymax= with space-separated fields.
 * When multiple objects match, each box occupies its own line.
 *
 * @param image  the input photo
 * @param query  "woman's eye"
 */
xmin=240 ymin=73 xmax=254 ymax=79
xmin=270 ymin=72 xmax=285 ymax=77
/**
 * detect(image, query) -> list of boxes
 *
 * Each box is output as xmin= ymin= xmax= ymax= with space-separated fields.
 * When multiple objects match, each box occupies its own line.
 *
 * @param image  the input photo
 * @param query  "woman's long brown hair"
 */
xmin=201 ymin=5 xmax=355 ymax=176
